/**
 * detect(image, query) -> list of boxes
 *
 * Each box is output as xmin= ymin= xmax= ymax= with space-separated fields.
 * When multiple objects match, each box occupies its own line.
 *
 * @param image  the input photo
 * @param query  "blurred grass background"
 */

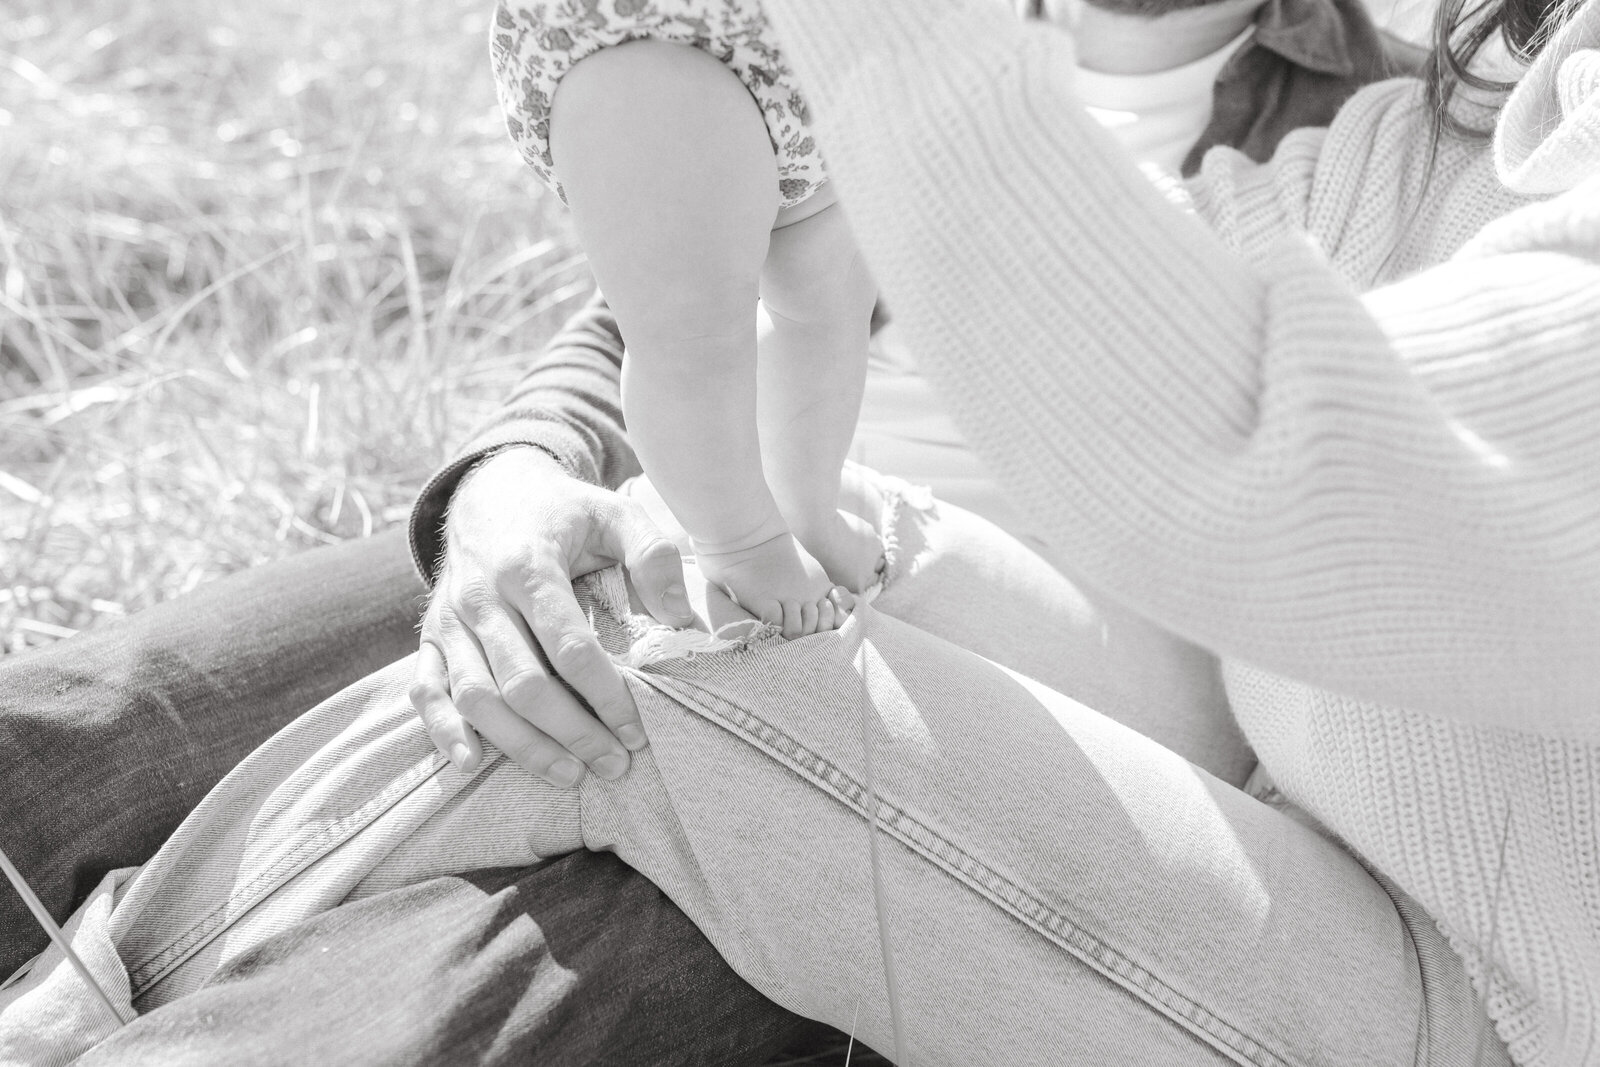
xmin=0 ymin=0 xmax=589 ymax=653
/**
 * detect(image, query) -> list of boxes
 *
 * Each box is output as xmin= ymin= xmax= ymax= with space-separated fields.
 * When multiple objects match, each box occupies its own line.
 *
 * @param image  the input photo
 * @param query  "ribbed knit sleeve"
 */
xmin=406 ymin=289 xmax=638 ymax=581
xmin=760 ymin=0 xmax=1600 ymax=730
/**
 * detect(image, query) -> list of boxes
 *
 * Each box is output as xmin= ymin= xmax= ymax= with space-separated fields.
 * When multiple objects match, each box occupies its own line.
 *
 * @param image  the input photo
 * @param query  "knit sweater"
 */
xmin=750 ymin=1 xmax=1600 ymax=1064
xmin=408 ymin=4 xmax=1600 ymax=1062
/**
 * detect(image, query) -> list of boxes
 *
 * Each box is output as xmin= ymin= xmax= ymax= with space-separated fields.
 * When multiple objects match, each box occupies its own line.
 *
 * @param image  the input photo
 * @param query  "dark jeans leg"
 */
xmin=0 ymin=527 xmax=423 ymax=974
xmin=75 ymin=852 xmax=824 ymax=1067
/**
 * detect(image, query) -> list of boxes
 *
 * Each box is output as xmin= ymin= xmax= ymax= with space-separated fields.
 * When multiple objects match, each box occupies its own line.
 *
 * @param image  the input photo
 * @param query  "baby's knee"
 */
xmin=612 ymin=260 xmax=761 ymax=351
xmin=762 ymin=209 xmax=877 ymax=325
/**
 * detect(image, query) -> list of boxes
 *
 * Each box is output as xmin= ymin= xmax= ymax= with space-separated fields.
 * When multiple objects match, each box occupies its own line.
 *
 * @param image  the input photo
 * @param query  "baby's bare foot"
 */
xmin=793 ymin=509 xmax=885 ymax=593
xmin=697 ymin=531 xmax=850 ymax=639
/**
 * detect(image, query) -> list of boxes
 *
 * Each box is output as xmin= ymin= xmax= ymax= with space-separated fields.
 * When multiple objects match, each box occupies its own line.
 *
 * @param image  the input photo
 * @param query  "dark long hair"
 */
xmin=1427 ymin=0 xmax=1587 ymax=136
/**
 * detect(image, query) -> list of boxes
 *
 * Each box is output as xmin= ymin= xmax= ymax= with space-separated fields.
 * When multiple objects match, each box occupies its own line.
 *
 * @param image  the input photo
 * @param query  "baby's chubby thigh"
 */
xmin=762 ymin=183 xmax=873 ymax=326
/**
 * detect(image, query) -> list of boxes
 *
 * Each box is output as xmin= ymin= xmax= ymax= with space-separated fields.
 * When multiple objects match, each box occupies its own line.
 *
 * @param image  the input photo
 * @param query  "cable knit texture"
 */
xmin=754 ymin=0 xmax=1600 ymax=1064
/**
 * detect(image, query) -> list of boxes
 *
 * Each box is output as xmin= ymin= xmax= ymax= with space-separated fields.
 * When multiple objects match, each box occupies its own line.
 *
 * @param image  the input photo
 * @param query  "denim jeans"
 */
xmin=1 ymin=471 xmax=1507 ymax=1066
xmin=0 ymin=529 xmax=818 ymax=1066
xmin=0 ymin=528 xmax=424 ymax=976
xmin=40 ymin=856 xmax=817 ymax=1067
xmin=3 ymin=332 xmax=1240 ymax=1067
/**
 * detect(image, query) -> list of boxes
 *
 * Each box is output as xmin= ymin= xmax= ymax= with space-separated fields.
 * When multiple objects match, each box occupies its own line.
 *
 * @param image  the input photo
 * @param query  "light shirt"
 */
xmin=859 ymin=10 xmax=1254 ymax=542
xmin=1017 ymin=0 xmax=1255 ymax=174
xmin=1072 ymin=27 xmax=1256 ymax=176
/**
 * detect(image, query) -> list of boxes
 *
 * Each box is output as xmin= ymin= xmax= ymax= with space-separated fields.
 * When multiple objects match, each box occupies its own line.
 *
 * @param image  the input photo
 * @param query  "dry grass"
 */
xmin=0 ymin=0 xmax=589 ymax=652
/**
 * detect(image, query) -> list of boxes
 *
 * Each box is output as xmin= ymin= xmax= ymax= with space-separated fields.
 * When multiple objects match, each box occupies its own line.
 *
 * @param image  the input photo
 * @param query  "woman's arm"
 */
xmin=760 ymin=0 xmax=1600 ymax=728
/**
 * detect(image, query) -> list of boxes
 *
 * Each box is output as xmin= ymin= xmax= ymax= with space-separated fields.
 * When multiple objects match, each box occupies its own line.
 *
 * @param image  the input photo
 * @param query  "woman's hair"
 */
xmin=1427 ymin=0 xmax=1587 ymax=136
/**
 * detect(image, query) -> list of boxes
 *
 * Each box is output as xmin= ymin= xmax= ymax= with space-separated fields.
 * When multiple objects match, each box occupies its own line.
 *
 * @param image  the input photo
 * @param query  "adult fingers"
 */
xmin=514 ymin=574 xmax=650 ymax=753
xmin=471 ymin=602 xmax=633 ymax=780
xmin=410 ymin=636 xmax=483 ymax=771
xmin=603 ymin=499 xmax=695 ymax=627
xmin=445 ymin=624 xmax=591 ymax=788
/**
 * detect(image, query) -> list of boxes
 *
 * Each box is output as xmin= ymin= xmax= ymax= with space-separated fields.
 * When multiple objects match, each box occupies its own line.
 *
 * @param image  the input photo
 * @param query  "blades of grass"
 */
xmin=393 ymin=207 xmax=429 ymax=363
xmin=295 ymin=108 xmax=320 ymax=298
xmin=0 ymin=289 xmax=100 ymax=365
xmin=456 ymin=275 xmax=590 ymax=352
xmin=469 ymin=235 xmax=562 ymax=291
xmin=392 ymin=209 xmax=443 ymax=446
xmin=350 ymin=484 xmax=373 ymax=539
xmin=319 ymin=111 xmax=376 ymax=210
xmin=0 ymin=843 xmax=134 ymax=1027
xmin=856 ymin=619 xmax=910 ymax=1067
xmin=122 ymin=241 xmax=296 ymax=363
xmin=0 ymin=216 xmax=71 ymax=390
xmin=435 ymin=200 xmax=483 ymax=327
xmin=301 ymin=379 xmax=320 ymax=459
xmin=0 ymin=469 xmax=47 ymax=505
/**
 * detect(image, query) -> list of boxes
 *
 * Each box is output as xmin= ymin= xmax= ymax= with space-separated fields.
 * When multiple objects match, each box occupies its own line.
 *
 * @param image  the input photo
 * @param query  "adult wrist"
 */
xmin=447 ymin=444 xmax=568 ymax=525
xmin=408 ymin=442 xmax=570 ymax=585
xmin=456 ymin=443 xmax=566 ymax=494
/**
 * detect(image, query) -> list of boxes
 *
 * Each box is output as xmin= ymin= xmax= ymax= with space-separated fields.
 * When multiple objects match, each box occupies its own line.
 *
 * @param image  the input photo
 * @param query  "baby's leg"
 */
xmin=549 ymin=41 xmax=841 ymax=637
xmin=759 ymin=199 xmax=883 ymax=591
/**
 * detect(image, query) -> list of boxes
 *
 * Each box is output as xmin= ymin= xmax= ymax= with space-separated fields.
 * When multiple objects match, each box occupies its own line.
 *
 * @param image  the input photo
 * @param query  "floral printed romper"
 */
xmin=491 ymin=0 xmax=826 ymax=209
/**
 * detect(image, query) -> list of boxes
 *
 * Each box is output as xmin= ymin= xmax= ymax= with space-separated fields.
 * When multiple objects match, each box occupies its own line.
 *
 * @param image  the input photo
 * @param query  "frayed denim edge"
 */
xmin=594 ymin=472 xmax=935 ymax=670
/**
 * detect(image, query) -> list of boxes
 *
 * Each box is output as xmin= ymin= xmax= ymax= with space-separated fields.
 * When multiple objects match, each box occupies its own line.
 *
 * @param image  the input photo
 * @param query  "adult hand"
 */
xmin=410 ymin=446 xmax=695 ymax=786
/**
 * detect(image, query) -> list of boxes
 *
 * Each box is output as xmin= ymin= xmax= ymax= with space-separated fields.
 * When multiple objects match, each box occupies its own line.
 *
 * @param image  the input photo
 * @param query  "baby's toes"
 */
xmin=780 ymin=600 xmax=810 ymax=639
xmin=738 ymin=594 xmax=783 ymax=630
xmin=815 ymin=595 xmax=836 ymax=632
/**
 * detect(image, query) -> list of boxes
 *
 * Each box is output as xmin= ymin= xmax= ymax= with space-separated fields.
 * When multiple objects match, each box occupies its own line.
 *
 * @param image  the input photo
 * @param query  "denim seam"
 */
xmin=1345 ymin=851 xmax=1463 ymax=1067
xmin=126 ymin=752 xmax=463 ymax=996
xmin=636 ymin=671 xmax=1298 ymax=1067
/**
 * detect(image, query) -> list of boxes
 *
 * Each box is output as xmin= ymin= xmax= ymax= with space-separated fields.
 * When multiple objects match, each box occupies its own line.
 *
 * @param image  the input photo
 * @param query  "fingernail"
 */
xmin=448 ymin=743 xmax=474 ymax=770
xmin=592 ymin=752 xmax=628 ymax=780
xmin=616 ymin=723 xmax=648 ymax=750
xmin=664 ymin=584 xmax=692 ymax=619
xmin=549 ymin=757 xmax=584 ymax=788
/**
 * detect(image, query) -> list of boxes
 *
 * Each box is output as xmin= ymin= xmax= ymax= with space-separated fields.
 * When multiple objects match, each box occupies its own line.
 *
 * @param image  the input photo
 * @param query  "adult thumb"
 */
xmin=611 ymin=502 xmax=695 ymax=626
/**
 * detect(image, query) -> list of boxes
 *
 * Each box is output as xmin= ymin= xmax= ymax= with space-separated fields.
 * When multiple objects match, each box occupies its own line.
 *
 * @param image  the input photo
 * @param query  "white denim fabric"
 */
xmin=0 ymin=473 xmax=1508 ymax=1067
